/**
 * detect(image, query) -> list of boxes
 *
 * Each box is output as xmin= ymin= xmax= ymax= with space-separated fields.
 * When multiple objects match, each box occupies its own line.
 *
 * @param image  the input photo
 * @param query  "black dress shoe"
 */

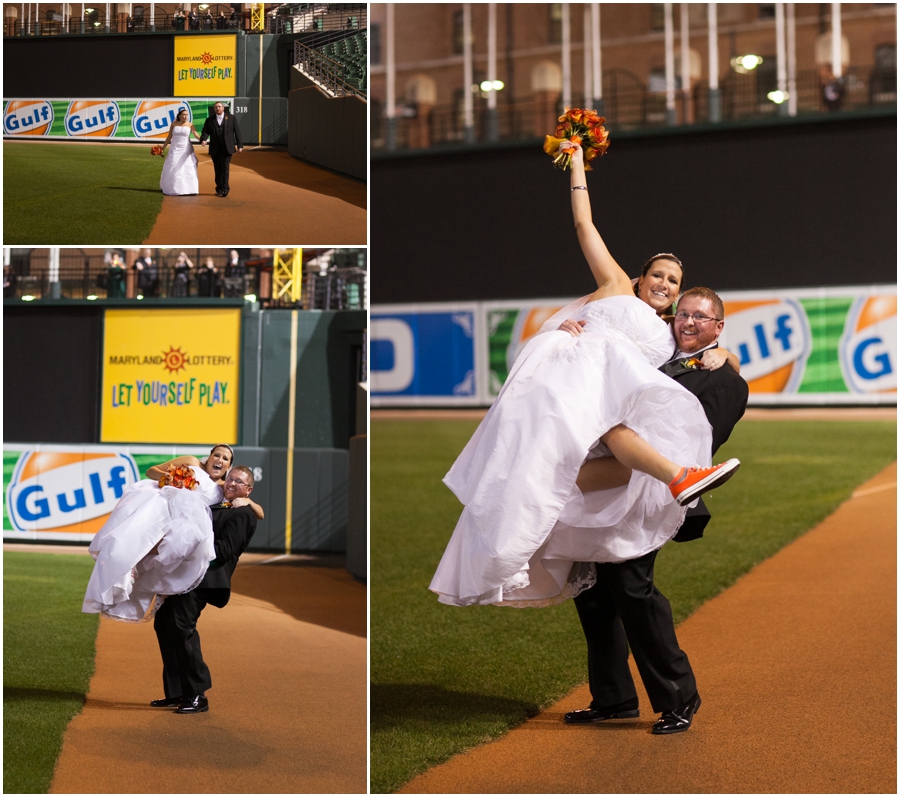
xmin=651 ymin=692 xmax=701 ymax=734
xmin=150 ymin=696 xmax=182 ymax=708
xmin=564 ymin=701 xmax=640 ymax=724
xmin=175 ymin=694 xmax=209 ymax=714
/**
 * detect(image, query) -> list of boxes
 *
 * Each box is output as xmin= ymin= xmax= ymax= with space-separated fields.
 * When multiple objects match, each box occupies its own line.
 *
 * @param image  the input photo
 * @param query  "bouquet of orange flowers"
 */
xmin=150 ymin=144 xmax=164 ymax=157
xmin=543 ymin=108 xmax=610 ymax=171
xmin=158 ymin=464 xmax=198 ymax=490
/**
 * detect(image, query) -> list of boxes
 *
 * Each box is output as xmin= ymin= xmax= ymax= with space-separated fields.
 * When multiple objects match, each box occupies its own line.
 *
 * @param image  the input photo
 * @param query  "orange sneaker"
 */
xmin=669 ymin=459 xmax=740 ymax=506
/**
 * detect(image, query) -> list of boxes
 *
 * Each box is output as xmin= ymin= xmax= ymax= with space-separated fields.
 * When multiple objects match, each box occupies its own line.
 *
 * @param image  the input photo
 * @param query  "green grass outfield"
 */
xmin=370 ymin=417 xmax=897 ymax=794
xmin=4 ymin=142 xmax=164 ymax=244
xmin=4 ymin=551 xmax=99 ymax=794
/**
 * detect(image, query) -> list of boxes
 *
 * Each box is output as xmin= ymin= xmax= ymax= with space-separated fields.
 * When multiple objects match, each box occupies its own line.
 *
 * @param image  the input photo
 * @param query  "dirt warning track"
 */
xmin=400 ymin=463 xmax=897 ymax=794
xmin=48 ymin=554 xmax=367 ymax=794
xmin=143 ymin=148 xmax=366 ymax=245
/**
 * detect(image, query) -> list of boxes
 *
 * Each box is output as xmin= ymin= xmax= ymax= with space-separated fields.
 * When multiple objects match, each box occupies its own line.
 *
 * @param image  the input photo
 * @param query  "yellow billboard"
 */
xmin=173 ymin=34 xmax=237 ymax=97
xmin=101 ymin=308 xmax=241 ymax=444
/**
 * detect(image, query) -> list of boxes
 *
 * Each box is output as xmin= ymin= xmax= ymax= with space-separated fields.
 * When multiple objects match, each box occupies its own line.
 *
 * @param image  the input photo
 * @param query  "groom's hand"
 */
xmin=237 ymin=147 xmax=243 ymax=153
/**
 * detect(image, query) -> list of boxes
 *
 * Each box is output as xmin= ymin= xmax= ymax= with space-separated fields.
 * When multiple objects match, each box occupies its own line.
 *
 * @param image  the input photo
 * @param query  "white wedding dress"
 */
xmin=82 ymin=466 xmax=222 ymax=622
xmin=430 ymin=294 xmax=713 ymax=608
xmin=159 ymin=125 xmax=199 ymax=195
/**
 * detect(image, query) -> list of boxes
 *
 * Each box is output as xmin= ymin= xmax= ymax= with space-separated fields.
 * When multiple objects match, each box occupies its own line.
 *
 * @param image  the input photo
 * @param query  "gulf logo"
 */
xmin=64 ymin=100 xmax=120 ymax=138
xmin=132 ymin=100 xmax=190 ymax=139
xmin=6 ymin=451 xmax=138 ymax=533
xmin=3 ymin=99 xmax=54 ymax=136
xmin=839 ymin=295 xmax=896 ymax=395
xmin=718 ymin=299 xmax=811 ymax=393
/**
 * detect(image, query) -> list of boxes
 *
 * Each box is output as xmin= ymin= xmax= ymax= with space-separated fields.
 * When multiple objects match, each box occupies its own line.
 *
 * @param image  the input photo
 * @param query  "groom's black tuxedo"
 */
xmin=153 ymin=505 xmax=257 ymax=699
xmin=573 ymin=347 xmax=748 ymax=714
xmin=663 ymin=350 xmax=749 ymax=542
xmin=199 ymin=112 xmax=243 ymax=195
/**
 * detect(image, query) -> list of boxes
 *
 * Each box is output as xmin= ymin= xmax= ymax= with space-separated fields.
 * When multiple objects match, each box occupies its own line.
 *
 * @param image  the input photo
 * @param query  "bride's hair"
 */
xmin=203 ymin=444 xmax=234 ymax=464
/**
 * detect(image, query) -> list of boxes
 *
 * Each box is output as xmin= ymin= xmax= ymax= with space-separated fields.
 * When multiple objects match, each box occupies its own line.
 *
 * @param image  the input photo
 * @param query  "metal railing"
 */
xmin=5 ymin=250 xmax=368 ymax=309
xmin=271 ymin=3 xmax=367 ymax=37
xmin=294 ymin=40 xmax=366 ymax=98
xmin=4 ymin=6 xmax=250 ymax=37
xmin=372 ymin=65 xmax=897 ymax=151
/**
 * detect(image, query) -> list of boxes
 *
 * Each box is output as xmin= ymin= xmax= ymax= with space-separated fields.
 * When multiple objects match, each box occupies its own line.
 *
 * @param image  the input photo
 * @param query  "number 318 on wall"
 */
xmin=235 ymin=106 xmax=249 ymax=113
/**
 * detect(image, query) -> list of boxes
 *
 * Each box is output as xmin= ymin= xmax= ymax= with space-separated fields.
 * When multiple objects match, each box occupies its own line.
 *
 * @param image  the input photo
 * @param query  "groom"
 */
xmin=199 ymin=101 xmax=243 ymax=198
xmin=151 ymin=465 xmax=258 ymax=713
xmin=565 ymin=287 xmax=748 ymax=734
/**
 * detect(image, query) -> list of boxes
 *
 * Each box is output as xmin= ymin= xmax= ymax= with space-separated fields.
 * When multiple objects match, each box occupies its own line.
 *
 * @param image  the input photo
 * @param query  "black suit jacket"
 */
xmin=663 ymin=352 xmax=749 ymax=542
xmin=197 ymin=505 xmax=257 ymax=607
xmin=200 ymin=113 xmax=243 ymax=157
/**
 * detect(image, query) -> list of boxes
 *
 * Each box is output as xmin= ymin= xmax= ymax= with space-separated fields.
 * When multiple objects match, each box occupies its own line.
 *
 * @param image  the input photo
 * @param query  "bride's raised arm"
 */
xmin=564 ymin=142 xmax=633 ymax=297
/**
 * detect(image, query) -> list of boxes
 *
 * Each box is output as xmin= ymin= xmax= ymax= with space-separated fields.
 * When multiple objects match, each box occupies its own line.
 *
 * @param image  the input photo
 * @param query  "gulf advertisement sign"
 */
xmin=485 ymin=300 xmax=568 ymax=395
xmin=101 ymin=308 xmax=241 ymax=444
xmin=3 ymin=99 xmax=53 ymax=136
xmin=64 ymin=100 xmax=120 ymax=137
xmin=174 ymin=35 xmax=237 ymax=97
xmin=371 ymin=304 xmax=481 ymax=406
xmin=5 ymin=450 xmax=139 ymax=538
xmin=718 ymin=298 xmax=811 ymax=394
xmin=131 ymin=100 xmax=193 ymax=140
xmin=840 ymin=294 xmax=896 ymax=395
xmin=373 ymin=285 xmax=895 ymax=407
xmin=3 ymin=98 xmax=221 ymax=140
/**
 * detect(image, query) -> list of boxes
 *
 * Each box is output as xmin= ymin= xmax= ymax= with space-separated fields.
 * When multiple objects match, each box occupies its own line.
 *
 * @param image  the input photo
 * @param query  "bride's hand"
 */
xmin=559 ymin=140 xmax=584 ymax=166
xmin=229 ymin=496 xmax=251 ymax=508
xmin=558 ymin=319 xmax=586 ymax=337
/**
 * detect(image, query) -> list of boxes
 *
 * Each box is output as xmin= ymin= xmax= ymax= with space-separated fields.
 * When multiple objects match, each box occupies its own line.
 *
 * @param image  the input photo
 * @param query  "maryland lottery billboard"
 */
xmin=101 ymin=308 xmax=241 ymax=444
xmin=173 ymin=35 xmax=237 ymax=97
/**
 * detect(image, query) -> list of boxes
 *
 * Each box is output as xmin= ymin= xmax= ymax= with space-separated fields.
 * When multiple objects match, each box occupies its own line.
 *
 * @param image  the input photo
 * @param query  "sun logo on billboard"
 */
xmin=201 ymin=51 xmax=213 ymax=65
xmin=162 ymin=346 xmax=189 ymax=374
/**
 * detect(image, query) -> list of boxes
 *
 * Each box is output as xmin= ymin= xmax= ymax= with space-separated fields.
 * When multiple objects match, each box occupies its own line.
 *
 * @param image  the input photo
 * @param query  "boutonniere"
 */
xmin=680 ymin=357 xmax=703 ymax=370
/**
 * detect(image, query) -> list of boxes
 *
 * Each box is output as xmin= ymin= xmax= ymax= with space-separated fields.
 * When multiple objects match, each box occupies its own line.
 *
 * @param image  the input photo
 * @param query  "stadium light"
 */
xmin=136 ymin=294 xmax=144 ymax=300
xmin=244 ymin=294 xmax=258 ymax=303
xmin=86 ymin=294 xmax=98 ymax=301
xmin=21 ymin=295 xmax=35 ymax=302
xmin=767 ymin=90 xmax=788 ymax=104
xmin=479 ymin=80 xmax=505 ymax=92
xmin=731 ymin=54 xmax=763 ymax=74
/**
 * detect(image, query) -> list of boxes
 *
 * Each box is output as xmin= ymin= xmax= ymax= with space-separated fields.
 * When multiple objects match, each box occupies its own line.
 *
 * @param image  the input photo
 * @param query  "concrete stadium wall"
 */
xmin=288 ymin=68 xmax=366 ymax=180
xmin=371 ymin=111 xmax=896 ymax=303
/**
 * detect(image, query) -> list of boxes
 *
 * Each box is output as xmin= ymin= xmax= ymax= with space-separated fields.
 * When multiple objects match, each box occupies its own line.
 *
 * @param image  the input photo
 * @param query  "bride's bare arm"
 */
xmin=146 ymin=455 xmax=201 ymax=481
xmin=700 ymin=347 xmax=741 ymax=374
xmin=161 ymin=122 xmax=175 ymax=149
xmin=230 ymin=497 xmax=264 ymax=519
xmin=565 ymin=142 xmax=634 ymax=297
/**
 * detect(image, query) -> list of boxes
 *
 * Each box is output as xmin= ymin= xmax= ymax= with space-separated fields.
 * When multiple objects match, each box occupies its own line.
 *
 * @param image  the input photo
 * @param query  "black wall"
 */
xmin=4 ymin=34 xmax=173 ymax=97
xmin=371 ymin=112 xmax=897 ymax=303
xmin=288 ymin=70 xmax=366 ymax=179
xmin=4 ymin=306 xmax=103 ymax=443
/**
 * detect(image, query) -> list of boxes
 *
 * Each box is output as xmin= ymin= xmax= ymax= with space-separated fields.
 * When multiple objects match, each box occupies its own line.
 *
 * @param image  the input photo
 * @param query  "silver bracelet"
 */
xmin=571 ymin=185 xmax=587 ymax=191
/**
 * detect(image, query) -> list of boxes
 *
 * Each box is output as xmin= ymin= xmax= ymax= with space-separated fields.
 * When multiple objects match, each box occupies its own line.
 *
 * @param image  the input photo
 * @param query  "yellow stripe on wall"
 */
xmin=285 ymin=309 xmax=298 ymax=554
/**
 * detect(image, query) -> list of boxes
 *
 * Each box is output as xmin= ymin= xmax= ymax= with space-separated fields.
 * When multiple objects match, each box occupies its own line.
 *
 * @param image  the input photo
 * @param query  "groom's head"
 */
xmin=214 ymin=102 xmax=225 ymax=115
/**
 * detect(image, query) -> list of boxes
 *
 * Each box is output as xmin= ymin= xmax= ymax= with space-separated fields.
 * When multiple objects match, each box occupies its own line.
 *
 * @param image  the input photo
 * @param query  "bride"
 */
xmin=158 ymin=109 xmax=201 ymax=196
xmin=430 ymin=141 xmax=739 ymax=608
xmin=82 ymin=444 xmax=264 ymax=622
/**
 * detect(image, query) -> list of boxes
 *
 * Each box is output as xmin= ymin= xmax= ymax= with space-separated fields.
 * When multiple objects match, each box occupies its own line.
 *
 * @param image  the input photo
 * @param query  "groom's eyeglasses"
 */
xmin=674 ymin=312 xmax=721 ymax=324
xmin=224 ymin=476 xmax=248 ymax=487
